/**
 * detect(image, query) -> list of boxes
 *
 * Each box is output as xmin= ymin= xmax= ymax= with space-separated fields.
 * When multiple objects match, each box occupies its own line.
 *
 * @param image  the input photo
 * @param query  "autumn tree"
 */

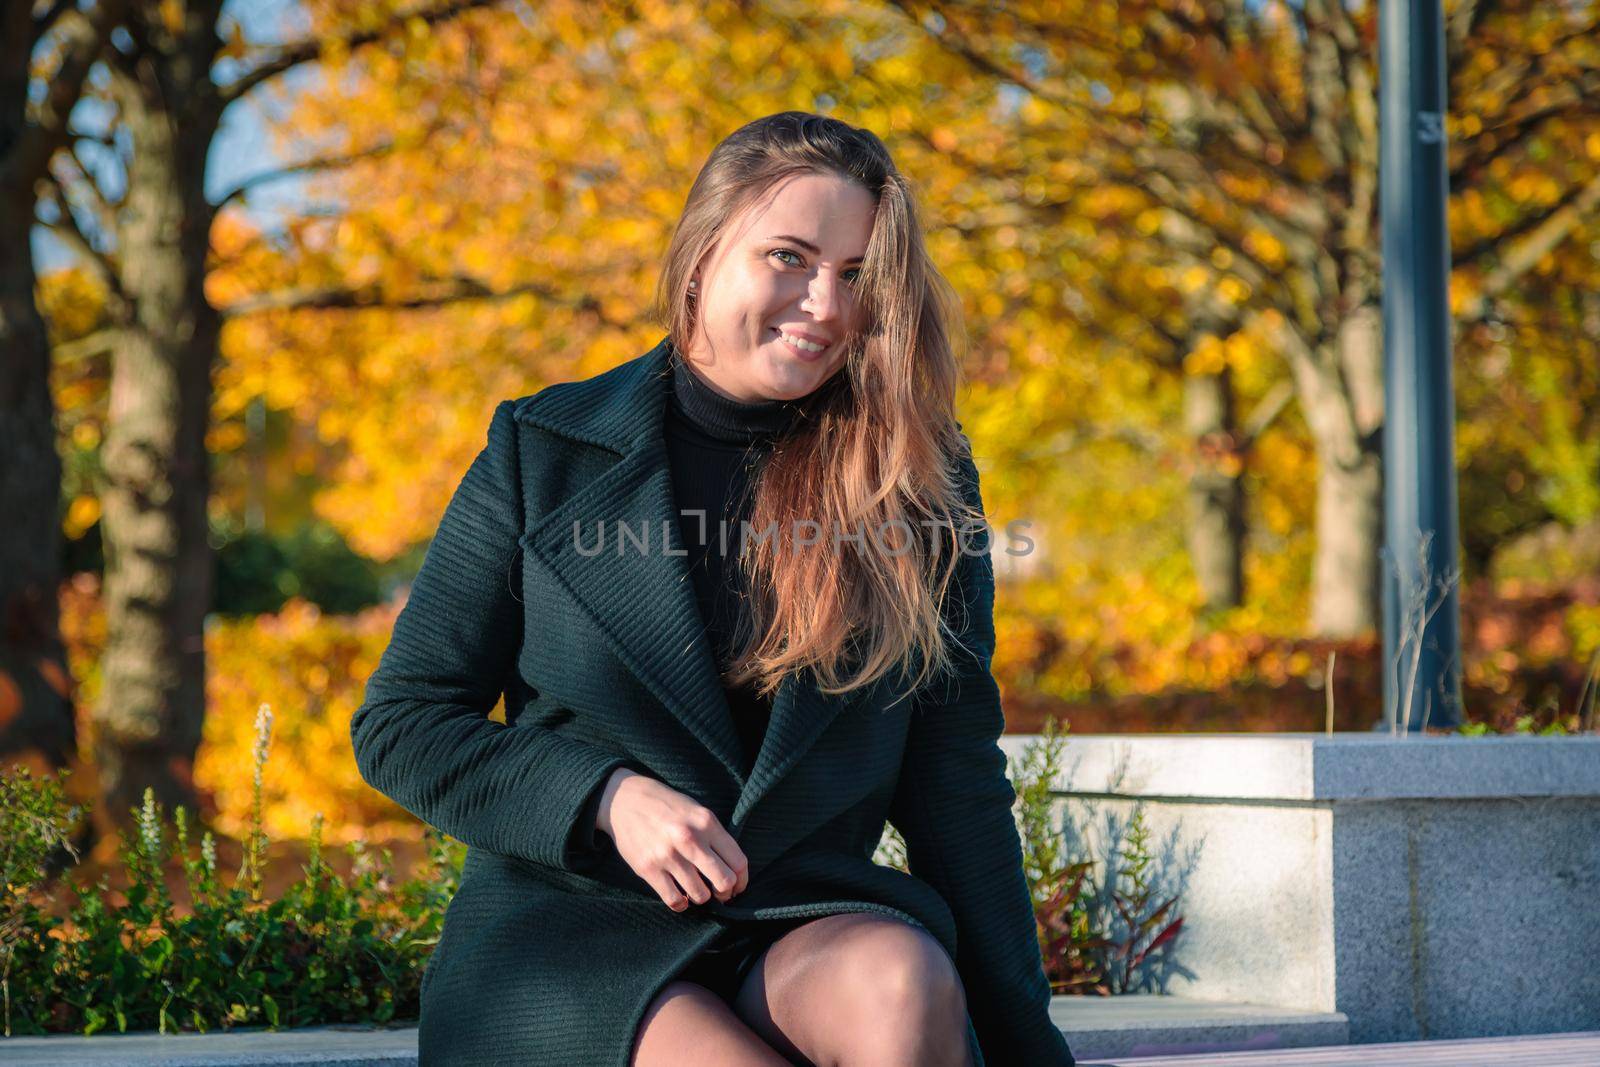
xmin=869 ymin=0 xmax=1600 ymax=635
xmin=219 ymin=0 xmax=1597 ymax=695
xmin=34 ymin=0 xmax=495 ymax=833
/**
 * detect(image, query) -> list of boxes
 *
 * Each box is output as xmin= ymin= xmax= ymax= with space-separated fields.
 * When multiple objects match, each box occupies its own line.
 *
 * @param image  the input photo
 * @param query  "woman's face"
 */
xmin=682 ymin=171 xmax=876 ymax=403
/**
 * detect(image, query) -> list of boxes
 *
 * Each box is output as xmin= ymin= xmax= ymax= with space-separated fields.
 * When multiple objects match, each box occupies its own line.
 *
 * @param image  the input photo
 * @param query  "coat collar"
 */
xmin=512 ymin=334 xmax=676 ymax=456
xmin=512 ymin=336 xmax=878 ymax=830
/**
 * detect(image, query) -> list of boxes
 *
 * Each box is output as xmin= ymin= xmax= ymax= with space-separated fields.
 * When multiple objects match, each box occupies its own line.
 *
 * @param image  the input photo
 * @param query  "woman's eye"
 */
xmin=772 ymin=249 xmax=860 ymax=285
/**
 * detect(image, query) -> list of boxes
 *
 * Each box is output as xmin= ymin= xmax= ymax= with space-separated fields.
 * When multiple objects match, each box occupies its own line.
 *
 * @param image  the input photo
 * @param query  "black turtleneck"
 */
xmin=663 ymin=346 xmax=821 ymax=769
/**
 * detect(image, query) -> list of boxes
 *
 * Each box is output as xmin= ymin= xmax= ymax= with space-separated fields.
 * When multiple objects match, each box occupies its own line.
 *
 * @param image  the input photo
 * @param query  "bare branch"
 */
xmin=1456 ymin=168 xmax=1600 ymax=328
xmin=1302 ymin=0 xmax=1351 ymax=174
xmin=1450 ymin=44 xmax=1600 ymax=186
xmin=31 ymin=0 xmax=77 ymax=46
xmin=12 ymin=0 xmax=128 ymax=187
xmin=1239 ymin=378 xmax=1295 ymax=448
xmin=51 ymin=326 xmax=122 ymax=364
xmin=1156 ymin=3 xmax=1301 ymax=150
xmin=1453 ymin=169 xmax=1600 ymax=269
xmin=1445 ymin=0 xmax=1497 ymax=67
xmin=1009 ymin=420 xmax=1171 ymax=463
xmin=216 ymin=0 xmax=501 ymax=106
xmin=219 ymin=274 xmax=625 ymax=329
xmin=65 ymin=140 xmax=118 ymax=218
xmin=212 ymin=135 xmax=418 ymax=211
xmin=68 ymin=126 xmax=119 ymax=149
xmin=37 ymin=173 xmax=130 ymax=316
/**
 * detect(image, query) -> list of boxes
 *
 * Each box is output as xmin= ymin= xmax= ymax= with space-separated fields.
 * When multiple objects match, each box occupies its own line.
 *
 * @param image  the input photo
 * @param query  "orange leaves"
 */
xmin=1216 ymin=275 xmax=1252 ymax=305
xmin=198 ymin=597 xmax=404 ymax=845
xmin=1448 ymin=272 xmax=1481 ymax=316
xmin=0 ymin=670 xmax=20 ymax=730
xmin=1241 ymin=228 xmax=1286 ymax=270
xmin=1183 ymin=334 xmax=1228 ymax=376
xmin=63 ymin=495 xmax=100 ymax=540
xmin=37 ymin=657 xmax=74 ymax=700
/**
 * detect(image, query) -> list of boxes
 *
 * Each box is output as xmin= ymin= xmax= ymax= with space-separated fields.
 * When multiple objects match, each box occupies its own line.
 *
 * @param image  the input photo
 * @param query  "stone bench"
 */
xmin=1005 ymin=731 xmax=1600 ymax=1044
xmin=0 ymin=995 xmax=1349 ymax=1064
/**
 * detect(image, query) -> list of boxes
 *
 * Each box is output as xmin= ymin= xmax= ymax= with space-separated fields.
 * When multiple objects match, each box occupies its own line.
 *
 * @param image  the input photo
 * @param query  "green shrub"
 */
xmin=9 ymin=710 xmax=1180 ymax=1037
xmin=874 ymin=715 xmax=1187 ymax=995
xmin=0 ymin=705 xmax=462 ymax=1037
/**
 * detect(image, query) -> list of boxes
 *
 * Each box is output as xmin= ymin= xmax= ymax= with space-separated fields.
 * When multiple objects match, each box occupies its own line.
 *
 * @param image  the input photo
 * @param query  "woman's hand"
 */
xmin=595 ymin=768 xmax=749 ymax=911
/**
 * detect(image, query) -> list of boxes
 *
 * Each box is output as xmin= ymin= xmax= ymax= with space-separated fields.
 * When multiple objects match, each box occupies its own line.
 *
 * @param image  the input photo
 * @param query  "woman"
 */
xmin=350 ymin=111 xmax=1076 ymax=1067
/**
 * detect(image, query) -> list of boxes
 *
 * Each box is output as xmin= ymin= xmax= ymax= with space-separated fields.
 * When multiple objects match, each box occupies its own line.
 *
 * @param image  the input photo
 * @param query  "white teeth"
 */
xmin=778 ymin=331 xmax=825 ymax=352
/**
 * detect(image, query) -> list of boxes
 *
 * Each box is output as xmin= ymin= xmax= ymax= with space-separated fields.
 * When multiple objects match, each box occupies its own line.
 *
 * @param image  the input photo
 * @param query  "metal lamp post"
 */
xmin=1378 ymin=0 xmax=1464 ymax=731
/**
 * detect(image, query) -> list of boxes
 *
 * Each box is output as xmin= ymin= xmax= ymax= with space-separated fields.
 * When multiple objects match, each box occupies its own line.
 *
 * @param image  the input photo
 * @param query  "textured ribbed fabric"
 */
xmin=662 ymin=343 xmax=823 ymax=769
xmin=349 ymin=336 xmax=1077 ymax=1067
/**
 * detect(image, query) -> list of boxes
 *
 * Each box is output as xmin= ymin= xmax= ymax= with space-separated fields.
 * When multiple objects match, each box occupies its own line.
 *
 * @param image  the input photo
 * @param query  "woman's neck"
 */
xmin=668 ymin=346 xmax=811 ymax=445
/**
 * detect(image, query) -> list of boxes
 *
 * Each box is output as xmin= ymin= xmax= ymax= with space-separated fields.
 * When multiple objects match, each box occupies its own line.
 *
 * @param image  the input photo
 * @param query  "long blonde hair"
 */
xmin=651 ymin=111 xmax=983 ymax=703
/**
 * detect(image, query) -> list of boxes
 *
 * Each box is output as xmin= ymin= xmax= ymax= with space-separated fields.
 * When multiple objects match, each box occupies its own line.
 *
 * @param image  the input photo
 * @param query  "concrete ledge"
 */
xmin=1001 ymin=731 xmax=1600 ymax=801
xmin=0 ymin=1023 xmax=418 ymax=1065
xmin=1052 ymin=994 xmax=1350 ymax=1058
xmin=1004 ymin=731 xmax=1600 ymax=1044
xmin=0 ymin=995 xmax=1349 ymax=1064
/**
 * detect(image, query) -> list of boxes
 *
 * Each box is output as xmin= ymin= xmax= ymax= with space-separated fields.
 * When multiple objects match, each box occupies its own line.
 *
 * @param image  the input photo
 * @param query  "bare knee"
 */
xmin=838 ymin=921 xmax=960 ymax=1017
xmin=829 ymin=922 xmax=970 ymax=1065
xmin=738 ymin=913 xmax=971 ymax=1067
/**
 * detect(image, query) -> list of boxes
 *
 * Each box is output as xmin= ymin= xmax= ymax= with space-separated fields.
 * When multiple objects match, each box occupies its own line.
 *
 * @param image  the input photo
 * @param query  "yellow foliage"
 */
xmin=64 ymin=495 xmax=101 ymax=540
xmin=199 ymin=597 xmax=419 ymax=845
xmin=1244 ymin=229 xmax=1286 ymax=269
xmin=1178 ymin=264 xmax=1211 ymax=293
xmin=206 ymin=422 xmax=248 ymax=453
xmin=1184 ymin=334 xmax=1227 ymax=376
xmin=1217 ymin=276 xmax=1251 ymax=305
xmin=1449 ymin=273 xmax=1479 ymax=314
xmin=176 ymin=0 xmax=1591 ymax=731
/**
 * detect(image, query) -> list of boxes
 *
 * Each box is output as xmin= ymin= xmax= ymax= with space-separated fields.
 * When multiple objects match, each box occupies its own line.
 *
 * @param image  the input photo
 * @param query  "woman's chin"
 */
xmin=765 ymin=368 xmax=831 ymax=403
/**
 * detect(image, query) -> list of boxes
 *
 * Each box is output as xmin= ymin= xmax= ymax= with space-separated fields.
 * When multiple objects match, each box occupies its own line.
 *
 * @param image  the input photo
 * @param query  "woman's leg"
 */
xmin=630 ymin=979 xmax=794 ymax=1067
xmin=729 ymin=912 xmax=975 ymax=1067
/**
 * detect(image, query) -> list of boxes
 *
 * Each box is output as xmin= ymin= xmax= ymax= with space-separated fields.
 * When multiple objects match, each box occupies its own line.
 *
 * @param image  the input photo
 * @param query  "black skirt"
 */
xmin=674 ymin=916 xmax=811 ymax=1003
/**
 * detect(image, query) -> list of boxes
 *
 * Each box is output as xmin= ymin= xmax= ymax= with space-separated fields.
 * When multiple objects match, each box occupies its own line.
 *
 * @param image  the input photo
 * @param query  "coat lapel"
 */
xmin=514 ymin=337 xmax=863 ymax=824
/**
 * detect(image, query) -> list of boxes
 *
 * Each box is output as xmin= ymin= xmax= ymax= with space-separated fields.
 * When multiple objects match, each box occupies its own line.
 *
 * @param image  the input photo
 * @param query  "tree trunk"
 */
xmin=0 ymin=1 xmax=118 ymax=777
xmin=0 ymin=198 xmax=76 ymax=774
xmin=1311 ymin=441 xmax=1384 ymax=636
xmin=1184 ymin=366 xmax=1247 ymax=610
xmin=93 ymin=31 xmax=223 ymax=830
xmin=1283 ymin=304 xmax=1387 ymax=637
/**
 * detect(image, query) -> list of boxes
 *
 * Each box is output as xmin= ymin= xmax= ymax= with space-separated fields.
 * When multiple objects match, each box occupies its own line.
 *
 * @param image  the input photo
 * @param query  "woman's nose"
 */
xmin=801 ymin=272 xmax=848 ymax=321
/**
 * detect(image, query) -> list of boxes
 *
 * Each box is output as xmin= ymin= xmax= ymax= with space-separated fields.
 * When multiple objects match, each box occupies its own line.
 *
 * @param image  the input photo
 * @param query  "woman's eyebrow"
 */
xmin=765 ymin=234 xmax=865 ymax=265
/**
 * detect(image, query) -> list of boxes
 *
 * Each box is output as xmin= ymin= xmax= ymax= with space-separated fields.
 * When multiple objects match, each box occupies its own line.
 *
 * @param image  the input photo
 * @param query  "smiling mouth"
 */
xmin=770 ymin=328 xmax=830 ymax=356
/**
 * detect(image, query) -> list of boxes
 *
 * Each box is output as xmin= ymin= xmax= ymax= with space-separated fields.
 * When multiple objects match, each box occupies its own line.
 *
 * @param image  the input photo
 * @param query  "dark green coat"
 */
xmin=351 ymin=336 xmax=1076 ymax=1067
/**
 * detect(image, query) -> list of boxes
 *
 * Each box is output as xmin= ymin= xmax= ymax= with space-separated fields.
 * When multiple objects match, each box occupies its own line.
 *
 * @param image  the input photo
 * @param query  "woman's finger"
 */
xmin=702 ymin=823 xmax=750 ymax=898
xmin=644 ymin=868 xmax=689 ymax=911
xmin=666 ymin=857 xmax=714 ymax=905
xmin=684 ymin=838 xmax=740 ymax=901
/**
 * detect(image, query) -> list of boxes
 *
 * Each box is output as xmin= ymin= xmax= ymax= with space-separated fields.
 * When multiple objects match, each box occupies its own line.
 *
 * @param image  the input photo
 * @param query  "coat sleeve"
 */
xmin=887 ymin=446 xmax=1076 ymax=1067
xmin=350 ymin=399 xmax=637 ymax=874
